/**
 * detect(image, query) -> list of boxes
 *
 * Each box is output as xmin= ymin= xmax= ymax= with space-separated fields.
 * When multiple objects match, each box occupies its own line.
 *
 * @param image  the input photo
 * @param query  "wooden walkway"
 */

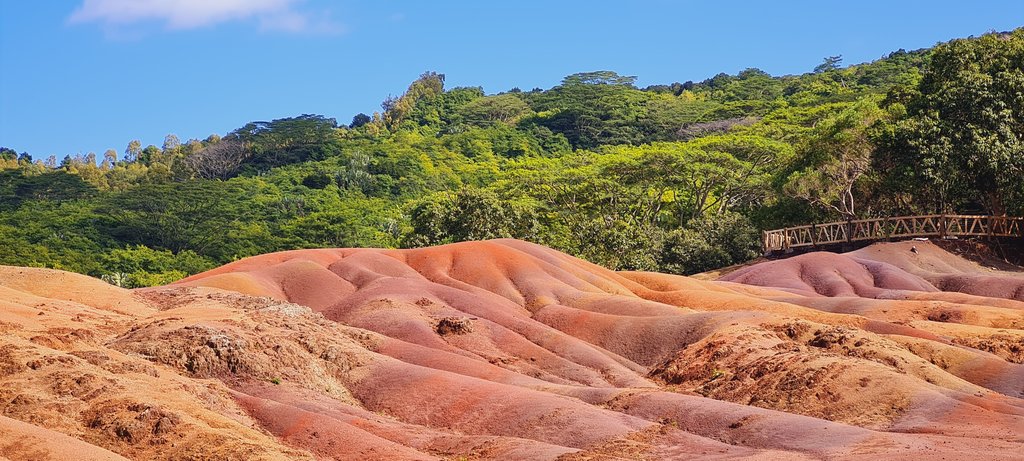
xmin=763 ymin=215 xmax=1024 ymax=253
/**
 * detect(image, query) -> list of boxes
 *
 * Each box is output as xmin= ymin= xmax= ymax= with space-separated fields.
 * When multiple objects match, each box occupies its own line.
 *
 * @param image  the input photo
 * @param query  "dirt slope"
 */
xmin=852 ymin=240 xmax=1024 ymax=300
xmin=2 ymin=240 xmax=1023 ymax=460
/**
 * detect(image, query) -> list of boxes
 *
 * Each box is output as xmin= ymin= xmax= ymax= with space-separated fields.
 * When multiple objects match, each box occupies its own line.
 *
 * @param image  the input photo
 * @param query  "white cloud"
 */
xmin=68 ymin=0 xmax=341 ymax=34
xmin=258 ymin=9 xmax=343 ymax=34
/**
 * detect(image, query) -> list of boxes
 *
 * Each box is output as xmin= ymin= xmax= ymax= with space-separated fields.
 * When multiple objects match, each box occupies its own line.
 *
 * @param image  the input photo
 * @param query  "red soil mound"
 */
xmin=719 ymin=251 xmax=939 ymax=297
xmin=852 ymin=240 xmax=1024 ymax=300
xmin=2 ymin=239 xmax=1023 ymax=459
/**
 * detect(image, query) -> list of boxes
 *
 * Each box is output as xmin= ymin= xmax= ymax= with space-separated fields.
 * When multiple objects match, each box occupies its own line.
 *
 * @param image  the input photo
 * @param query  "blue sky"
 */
xmin=1 ymin=1 xmax=1021 ymax=158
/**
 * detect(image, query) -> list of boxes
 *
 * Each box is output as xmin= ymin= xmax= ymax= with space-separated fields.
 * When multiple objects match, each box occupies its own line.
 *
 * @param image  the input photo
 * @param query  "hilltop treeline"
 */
xmin=2 ymin=30 xmax=1022 ymax=286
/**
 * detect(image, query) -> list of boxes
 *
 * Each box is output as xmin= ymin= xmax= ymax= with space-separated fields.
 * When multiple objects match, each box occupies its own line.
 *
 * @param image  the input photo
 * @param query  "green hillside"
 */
xmin=1 ymin=29 xmax=1021 ymax=287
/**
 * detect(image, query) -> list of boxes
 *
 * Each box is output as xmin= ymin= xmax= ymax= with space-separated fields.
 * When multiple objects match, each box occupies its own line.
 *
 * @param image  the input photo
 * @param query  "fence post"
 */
xmin=939 ymin=213 xmax=946 ymax=239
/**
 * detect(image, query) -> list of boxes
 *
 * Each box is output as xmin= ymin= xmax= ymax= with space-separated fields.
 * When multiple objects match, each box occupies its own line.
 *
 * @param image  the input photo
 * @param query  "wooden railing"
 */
xmin=763 ymin=215 xmax=1024 ymax=253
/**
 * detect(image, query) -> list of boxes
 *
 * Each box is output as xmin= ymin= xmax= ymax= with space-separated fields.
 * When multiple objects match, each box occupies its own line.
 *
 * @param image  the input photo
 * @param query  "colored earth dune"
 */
xmin=1 ymin=239 xmax=1022 ymax=460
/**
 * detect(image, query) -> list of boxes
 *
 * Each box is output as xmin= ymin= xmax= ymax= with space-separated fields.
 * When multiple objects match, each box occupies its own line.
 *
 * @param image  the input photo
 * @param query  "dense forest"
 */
xmin=1 ymin=29 xmax=1022 ymax=287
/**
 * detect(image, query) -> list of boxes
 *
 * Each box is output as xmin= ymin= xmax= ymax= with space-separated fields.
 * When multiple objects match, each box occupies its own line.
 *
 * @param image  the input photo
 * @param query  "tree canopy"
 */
xmin=2 ymin=29 xmax=1021 ymax=285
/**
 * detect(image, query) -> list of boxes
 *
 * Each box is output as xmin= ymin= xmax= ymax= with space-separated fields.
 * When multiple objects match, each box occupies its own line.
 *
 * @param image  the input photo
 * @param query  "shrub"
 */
xmin=301 ymin=172 xmax=333 ymax=189
xmin=101 ymin=245 xmax=216 ymax=288
xmin=659 ymin=212 xmax=760 ymax=274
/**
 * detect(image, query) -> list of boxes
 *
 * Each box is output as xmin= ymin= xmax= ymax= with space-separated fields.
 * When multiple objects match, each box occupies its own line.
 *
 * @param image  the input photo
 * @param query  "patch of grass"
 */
xmin=659 ymin=418 xmax=679 ymax=429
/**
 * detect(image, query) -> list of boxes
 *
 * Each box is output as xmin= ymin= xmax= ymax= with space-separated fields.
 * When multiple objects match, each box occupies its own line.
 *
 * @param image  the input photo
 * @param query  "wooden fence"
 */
xmin=763 ymin=215 xmax=1024 ymax=253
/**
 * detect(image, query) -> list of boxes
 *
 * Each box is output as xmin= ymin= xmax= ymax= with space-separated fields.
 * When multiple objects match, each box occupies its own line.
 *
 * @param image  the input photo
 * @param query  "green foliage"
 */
xmin=1 ymin=170 xmax=97 ymax=210
xmin=638 ymin=94 xmax=719 ymax=141
xmin=660 ymin=212 xmax=760 ymax=275
xmin=875 ymin=30 xmax=1024 ymax=214
xmin=784 ymin=99 xmax=885 ymax=219
xmin=2 ymin=30 xmax=1019 ymax=282
xmin=460 ymin=94 xmax=533 ymax=127
xmin=814 ymin=56 xmax=844 ymax=74
xmin=101 ymin=245 xmax=215 ymax=288
xmin=280 ymin=194 xmax=403 ymax=249
xmin=382 ymin=71 xmax=448 ymax=131
xmin=0 ymin=200 xmax=108 ymax=275
xmin=527 ymin=71 xmax=652 ymax=149
xmin=702 ymin=68 xmax=785 ymax=102
xmin=231 ymin=114 xmax=341 ymax=174
xmin=406 ymin=188 xmax=540 ymax=247
xmin=98 ymin=181 xmax=268 ymax=260
xmin=301 ymin=172 xmax=333 ymax=189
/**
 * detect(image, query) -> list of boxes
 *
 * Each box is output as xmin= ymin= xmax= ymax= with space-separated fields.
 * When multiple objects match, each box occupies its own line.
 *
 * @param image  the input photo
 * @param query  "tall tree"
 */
xmin=101 ymin=149 xmax=117 ymax=169
xmin=460 ymin=94 xmax=533 ymax=127
xmin=162 ymin=134 xmax=181 ymax=153
xmin=382 ymin=71 xmax=446 ymax=131
xmin=876 ymin=30 xmax=1024 ymax=214
xmin=125 ymin=140 xmax=142 ymax=163
xmin=529 ymin=71 xmax=650 ymax=148
xmin=405 ymin=187 xmax=539 ymax=247
xmin=814 ymin=55 xmax=844 ymax=73
xmin=183 ymin=139 xmax=249 ymax=179
xmin=785 ymin=100 xmax=884 ymax=220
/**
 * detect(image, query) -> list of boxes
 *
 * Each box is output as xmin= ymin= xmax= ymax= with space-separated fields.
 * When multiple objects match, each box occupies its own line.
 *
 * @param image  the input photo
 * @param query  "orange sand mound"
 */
xmin=2 ymin=239 xmax=1023 ymax=460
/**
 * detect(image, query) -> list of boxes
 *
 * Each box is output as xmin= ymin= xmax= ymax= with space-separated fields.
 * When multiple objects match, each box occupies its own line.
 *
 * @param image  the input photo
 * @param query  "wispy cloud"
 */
xmin=68 ymin=0 xmax=343 ymax=35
